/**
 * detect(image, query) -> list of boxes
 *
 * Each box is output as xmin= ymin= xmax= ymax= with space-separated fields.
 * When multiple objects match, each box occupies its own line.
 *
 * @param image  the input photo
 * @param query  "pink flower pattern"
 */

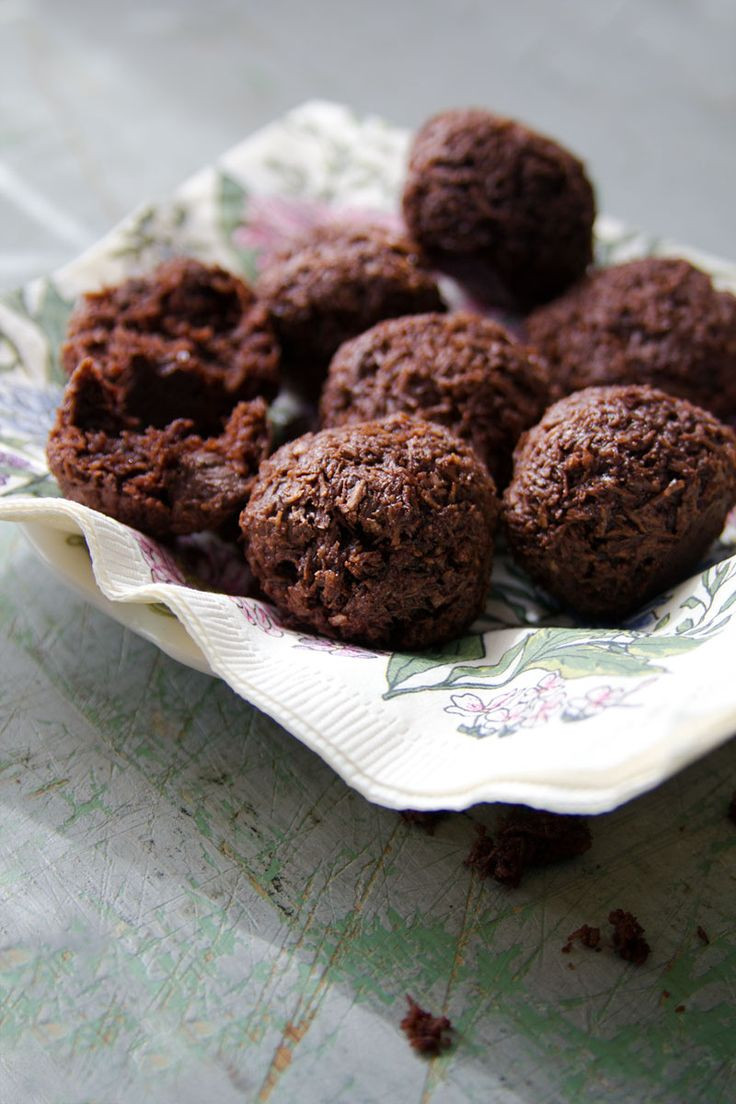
xmin=231 ymin=597 xmax=283 ymax=637
xmin=446 ymin=672 xmax=631 ymax=738
xmin=233 ymin=195 xmax=403 ymax=272
xmin=136 ymin=535 xmax=186 ymax=585
xmin=0 ymin=448 xmax=31 ymax=489
xmin=295 ymin=635 xmax=380 ymax=659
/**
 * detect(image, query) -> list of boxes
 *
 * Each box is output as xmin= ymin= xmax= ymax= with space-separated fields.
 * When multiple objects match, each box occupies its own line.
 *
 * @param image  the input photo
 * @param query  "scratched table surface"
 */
xmin=1 ymin=2 xmax=736 ymax=1102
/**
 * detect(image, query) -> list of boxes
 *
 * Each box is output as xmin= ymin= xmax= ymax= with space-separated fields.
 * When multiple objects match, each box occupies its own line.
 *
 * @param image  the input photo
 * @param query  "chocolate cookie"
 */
xmin=503 ymin=385 xmax=736 ymax=619
xmin=47 ymin=357 xmax=270 ymax=538
xmin=241 ymin=414 xmax=499 ymax=648
xmin=402 ymin=109 xmax=595 ymax=309
xmin=63 ymin=257 xmax=280 ymax=434
xmin=526 ymin=257 xmax=736 ymax=421
xmin=320 ymin=312 xmax=550 ymax=486
xmin=256 ymin=223 xmax=445 ymax=399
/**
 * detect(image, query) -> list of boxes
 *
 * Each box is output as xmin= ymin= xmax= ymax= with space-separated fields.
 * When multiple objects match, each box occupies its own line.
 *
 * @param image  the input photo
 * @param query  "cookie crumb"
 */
xmin=400 ymin=996 xmax=454 ymax=1056
xmin=465 ymin=825 xmax=497 ymax=875
xmin=696 ymin=925 xmax=710 ymax=945
xmin=608 ymin=909 xmax=651 ymax=965
xmin=562 ymin=924 xmax=601 ymax=954
xmin=466 ymin=809 xmax=591 ymax=888
xmin=400 ymin=810 xmax=446 ymax=834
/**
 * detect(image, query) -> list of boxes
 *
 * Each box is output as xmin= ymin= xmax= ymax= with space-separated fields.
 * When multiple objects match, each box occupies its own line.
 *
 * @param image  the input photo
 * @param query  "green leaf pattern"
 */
xmin=385 ymin=558 xmax=736 ymax=738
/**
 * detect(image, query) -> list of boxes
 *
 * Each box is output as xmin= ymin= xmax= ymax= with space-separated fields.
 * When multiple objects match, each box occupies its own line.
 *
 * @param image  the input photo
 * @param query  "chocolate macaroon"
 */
xmin=504 ymin=385 xmax=736 ymax=620
xmin=63 ymin=257 xmax=280 ymax=434
xmin=319 ymin=312 xmax=550 ymax=487
xmin=256 ymin=223 xmax=445 ymax=400
xmin=526 ymin=257 xmax=736 ymax=422
xmin=47 ymin=357 xmax=270 ymax=539
xmin=402 ymin=108 xmax=595 ymax=310
xmin=241 ymin=414 xmax=499 ymax=649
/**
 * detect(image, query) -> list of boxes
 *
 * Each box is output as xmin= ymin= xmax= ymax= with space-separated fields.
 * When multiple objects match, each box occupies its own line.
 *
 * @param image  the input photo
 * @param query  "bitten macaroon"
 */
xmin=47 ymin=357 xmax=270 ymax=539
xmin=63 ymin=257 xmax=280 ymax=435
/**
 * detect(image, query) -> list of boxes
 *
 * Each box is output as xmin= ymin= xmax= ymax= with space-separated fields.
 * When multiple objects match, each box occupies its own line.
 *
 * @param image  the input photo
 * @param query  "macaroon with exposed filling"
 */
xmin=47 ymin=357 xmax=270 ymax=539
xmin=63 ymin=257 xmax=280 ymax=434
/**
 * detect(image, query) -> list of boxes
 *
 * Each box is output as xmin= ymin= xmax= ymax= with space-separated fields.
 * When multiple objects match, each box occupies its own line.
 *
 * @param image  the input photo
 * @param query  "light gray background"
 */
xmin=1 ymin=0 xmax=735 ymax=291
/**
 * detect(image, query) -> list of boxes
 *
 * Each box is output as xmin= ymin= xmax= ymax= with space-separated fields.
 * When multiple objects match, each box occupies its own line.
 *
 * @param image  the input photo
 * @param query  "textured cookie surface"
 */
xmin=402 ymin=108 xmax=595 ymax=308
xmin=64 ymin=257 xmax=279 ymax=434
xmin=242 ymin=414 xmax=499 ymax=648
xmin=257 ymin=223 xmax=444 ymax=398
xmin=526 ymin=257 xmax=736 ymax=421
xmin=503 ymin=385 xmax=736 ymax=619
xmin=47 ymin=358 xmax=270 ymax=538
xmin=320 ymin=311 xmax=550 ymax=486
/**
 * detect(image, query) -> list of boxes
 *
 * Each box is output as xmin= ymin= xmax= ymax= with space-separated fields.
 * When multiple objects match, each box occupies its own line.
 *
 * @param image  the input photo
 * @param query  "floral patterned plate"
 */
xmin=2 ymin=101 xmax=736 ymax=814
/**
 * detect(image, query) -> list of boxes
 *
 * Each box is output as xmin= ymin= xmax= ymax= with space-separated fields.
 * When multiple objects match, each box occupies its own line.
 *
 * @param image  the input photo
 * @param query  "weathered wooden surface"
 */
xmin=1 ymin=525 xmax=734 ymax=1103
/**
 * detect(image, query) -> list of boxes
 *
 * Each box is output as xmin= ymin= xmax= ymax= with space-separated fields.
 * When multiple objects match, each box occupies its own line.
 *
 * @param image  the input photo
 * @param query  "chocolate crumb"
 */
xmin=696 ymin=925 xmax=710 ymax=945
xmin=464 ymin=825 xmax=497 ymax=875
xmin=465 ymin=809 xmax=591 ymax=888
xmin=400 ymin=810 xmax=446 ymax=834
xmin=608 ymin=909 xmax=651 ymax=965
xmin=562 ymin=924 xmax=601 ymax=954
xmin=675 ymin=1004 xmax=686 ymax=1014
xmin=662 ymin=990 xmax=671 ymax=1000
xmin=728 ymin=791 xmax=736 ymax=825
xmin=400 ymin=995 xmax=454 ymax=1056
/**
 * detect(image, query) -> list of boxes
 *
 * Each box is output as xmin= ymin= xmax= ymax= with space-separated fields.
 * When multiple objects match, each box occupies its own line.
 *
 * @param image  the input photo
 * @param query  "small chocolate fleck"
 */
xmin=400 ymin=995 xmax=454 ymax=1056
xmin=400 ymin=810 xmax=446 ymax=835
xmin=728 ymin=790 xmax=736 ymax=826
xmin=608 ymin=909 xmax=651 ymax=966
xmin=696 ymin=925 xmax=710 ymax=945
xmin=561 ymin=924 xmax=601 ymax=955
xmin=675 ymin=1004 xmax=686 ymax=1014
xmin=465 ymin=808 xmax=591 ymax=888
